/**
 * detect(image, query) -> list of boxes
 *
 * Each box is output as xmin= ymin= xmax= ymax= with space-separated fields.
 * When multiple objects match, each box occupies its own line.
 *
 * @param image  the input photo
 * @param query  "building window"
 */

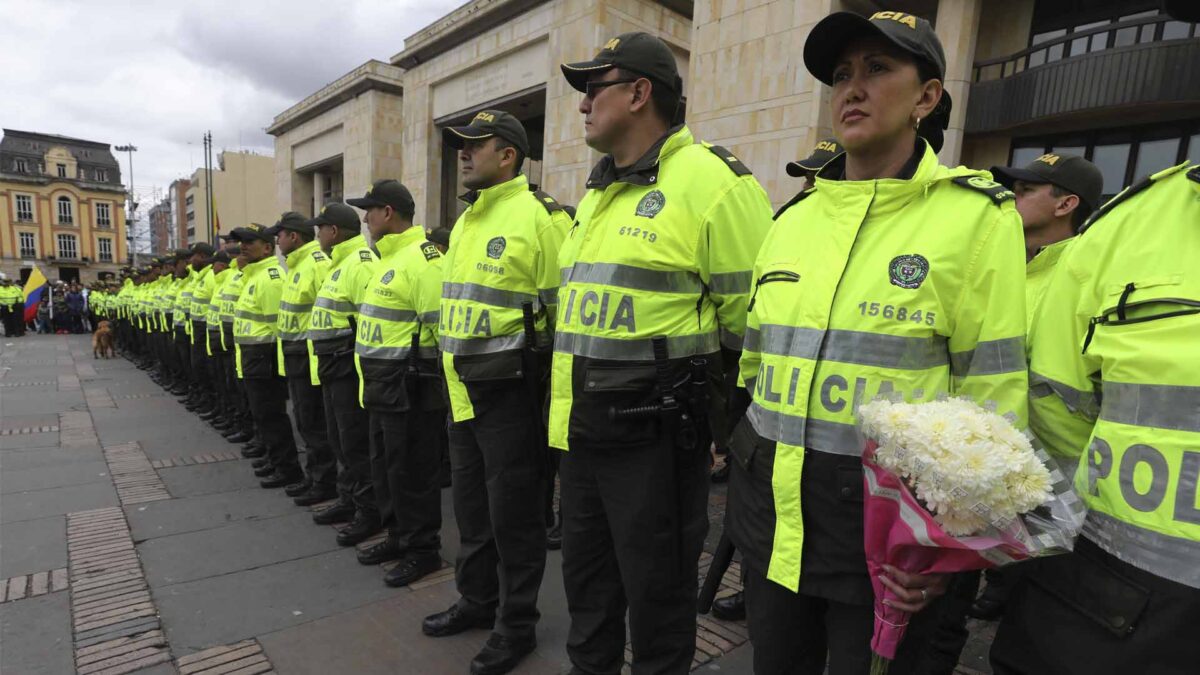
xmin=185 ymin=195 xmax=194 ymax=206
xmin=56 ymin=163 xmax=67 ymax=178
xmin=15 ymin=194 xmax=34 ymax=222
xmin=95 ymin=168 xmax=108 ymax=182
xmin=57 ymin=234 xmax=78 ymax=259
xmin=15 ymin=158 xmax=28 ymax=173
xmin=96 ymin=202 xmax=112 ymax=228
xmin=187 ymin=227 xmax=196 ymax=237
xmin=19 ymin=232 xmax=37 ymax=259
xmin=57 ymin=196 xmax=74 ymax=224
xmin=97 ymin=238 xmax=113 ymax=262
xmin=186 ymin=210 xmax=195 ymax=221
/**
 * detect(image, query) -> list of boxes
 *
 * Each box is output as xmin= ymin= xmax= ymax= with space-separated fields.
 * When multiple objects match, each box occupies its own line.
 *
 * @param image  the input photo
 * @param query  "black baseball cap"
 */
xmin=991 ymin=153 xmax=1105 ymax=212
xmin=227 ymin=223 xmax=273 ymax=243
xmin=786 ymin=138 xmax=843 ymax=176
xmin=562 ymin=31 xmax=683 ymax=96
xmin=211 ymin=250 xmax=233 ymax=265
xmin=306 ymin=203 xmax=360 ymax=231
xmin=804 ymin=11 xmax=952 ymax=151
xmin=442 ymin=111 xmax=530 ymax=157
xmin=346 ymin=180 xmax=417 ymax=217
xmin=264 ymin=211 xmax=312 ymax=236
xmin=426 ymin=227 xmax=451 ymax=248
xmin=189 ymin=242 xmax=216 ymax=257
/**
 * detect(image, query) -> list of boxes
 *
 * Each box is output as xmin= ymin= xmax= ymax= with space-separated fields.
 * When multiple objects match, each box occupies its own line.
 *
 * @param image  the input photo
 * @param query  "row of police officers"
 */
xmin=91 ymin=6 xmax=1200 ymax=674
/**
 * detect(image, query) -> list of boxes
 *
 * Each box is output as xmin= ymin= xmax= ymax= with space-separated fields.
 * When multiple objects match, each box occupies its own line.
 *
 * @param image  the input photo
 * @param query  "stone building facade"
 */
xmin=0 ymin=129 xmax=128 ymax=284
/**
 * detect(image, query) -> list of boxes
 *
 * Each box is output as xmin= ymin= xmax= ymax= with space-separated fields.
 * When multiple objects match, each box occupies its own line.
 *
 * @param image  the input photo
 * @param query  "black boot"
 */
xmin=711 ymin=591 xmax=746 ymax=621
xmin=284 ymin=478 xmax=312 ymax=497
xmin=335 ymin=512 xmax=381 ymax=547
xmin=469 ymin=633 xmax=536 ymax=675
xmin=312 ymin=501 xmax=355 ymax=525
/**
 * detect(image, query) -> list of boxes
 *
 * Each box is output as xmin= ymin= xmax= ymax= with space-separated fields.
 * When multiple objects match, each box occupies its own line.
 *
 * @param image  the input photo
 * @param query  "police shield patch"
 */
xmin=486 ymin=237 xmax=506 ymax=259
xmin=889 ymin=254 xmax=929 ymax=289
xmin=635 ymin=190 xmax=666 ymax=218
xmin=381 ymin=270 xmax=395 ymax=285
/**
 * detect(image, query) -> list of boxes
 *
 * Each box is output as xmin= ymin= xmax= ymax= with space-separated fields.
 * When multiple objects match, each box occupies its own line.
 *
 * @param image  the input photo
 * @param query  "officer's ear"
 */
xmin=1054 ymin=193 xmax=1080 ymax=219
xmin=629 ymin=77 xmax=653 ymax=114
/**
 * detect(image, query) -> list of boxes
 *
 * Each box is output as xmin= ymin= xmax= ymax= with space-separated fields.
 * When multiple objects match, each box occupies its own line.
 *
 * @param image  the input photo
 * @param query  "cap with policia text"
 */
xmin=561 ymin=31 xmax=683 ymax=96
xmin=306 ymin=203 xmax=360 ymax=231
xmin=226 ymin=223 xmax=273 ymax=243
xmin=264 ymin=211 xmax=313 ymax=237
xmin=804 ymin=11 xmax=952 ymax=151
xmin=990 ymin=153 xmax=1105 ymax=212
xmin=786 ymin=138 xmax=842 ymax=177
xmin=346 ymin=180 xmax=417 ymax=217
xmin=441 ymin=111 xmax=531 ymax=157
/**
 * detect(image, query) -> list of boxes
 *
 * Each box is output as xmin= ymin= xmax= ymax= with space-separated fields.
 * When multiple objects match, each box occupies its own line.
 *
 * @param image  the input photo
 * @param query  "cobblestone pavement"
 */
xmin=0 ymin=334 xmax=998 ymax=674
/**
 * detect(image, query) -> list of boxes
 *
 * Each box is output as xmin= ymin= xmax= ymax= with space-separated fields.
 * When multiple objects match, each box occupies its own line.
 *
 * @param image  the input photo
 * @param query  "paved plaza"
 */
xmin=0 ymin=334 xmax=996 ymax=674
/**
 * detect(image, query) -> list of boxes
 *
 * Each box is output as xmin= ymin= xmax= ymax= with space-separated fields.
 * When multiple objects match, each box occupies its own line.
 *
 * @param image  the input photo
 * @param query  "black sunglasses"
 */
xmin=584 ymin=77 xmax=640 ymax=99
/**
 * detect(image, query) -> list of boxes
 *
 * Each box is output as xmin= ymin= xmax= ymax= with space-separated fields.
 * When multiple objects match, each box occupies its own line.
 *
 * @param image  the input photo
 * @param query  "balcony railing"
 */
xmin=965 ymin=15 xmax=1200 ymax=134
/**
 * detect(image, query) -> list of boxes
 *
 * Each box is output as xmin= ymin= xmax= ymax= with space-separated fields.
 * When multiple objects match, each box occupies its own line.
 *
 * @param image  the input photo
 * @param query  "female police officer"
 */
xmin=727 ymin=11 xmax=1028 ymax=674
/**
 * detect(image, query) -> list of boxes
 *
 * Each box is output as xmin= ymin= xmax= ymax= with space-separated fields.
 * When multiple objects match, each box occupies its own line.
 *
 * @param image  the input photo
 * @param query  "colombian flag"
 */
xmin=23 ymin=267 xmax=48 ymax=323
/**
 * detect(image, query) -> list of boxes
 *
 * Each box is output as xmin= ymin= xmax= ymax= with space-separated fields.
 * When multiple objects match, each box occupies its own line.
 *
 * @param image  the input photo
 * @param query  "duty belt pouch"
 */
xmin=282 ymin=350 xmax=311 ymax=379
xmin=359 ymin=358 xmax=410 ymax=412
xmin=240 ymin=344 xmax=276 ymax=379
xmin=1028 ymin=543 xmax=1150 ymax=637
xmin=316 ymin=348 xmax=355 ymax=382
xmin=579 ymin=363 xmax=658 ymax=447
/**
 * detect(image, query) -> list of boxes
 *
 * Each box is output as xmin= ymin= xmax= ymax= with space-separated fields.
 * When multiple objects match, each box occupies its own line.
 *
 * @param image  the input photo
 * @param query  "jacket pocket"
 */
xmin=454 ymin=351 xmax=523 ymax=383
xmin=316 ymin=350 xmax=356 ymax=381
xmin=360 ymin=363 xmax=410 ymax=411
xmin=1027 ymin=544 xmax=1150 ymax=638
xmin=572 ymin=363 xmax=659 ymax=446
xmin=240 ymin=344 xmax=276 ymax=379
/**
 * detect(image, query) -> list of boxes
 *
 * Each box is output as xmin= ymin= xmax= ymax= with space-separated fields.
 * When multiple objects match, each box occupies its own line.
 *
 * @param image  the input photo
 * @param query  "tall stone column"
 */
xmin=935 ymin=0 xmax=983 ymax=166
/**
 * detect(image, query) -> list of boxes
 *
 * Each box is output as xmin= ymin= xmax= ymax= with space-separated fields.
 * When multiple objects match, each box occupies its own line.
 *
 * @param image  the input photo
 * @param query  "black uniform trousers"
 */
xmin=449 ymin=381 xmax=547 ymax=640
xmin=317 ymin=353 xmax=374 ymax=515
xmin=206 ymin=330 xmax=234 ymax=417
xmin=188 ymin=321 xmax=214 ymax=407
xmin=367 ymin=407 xmax=443 ymax=554
xmin=174 ymin=326 xmax=195 ymax=394
xmin=239 ymin=345 xmax=300 ymax=476
xmin=282 ymin=349 xmax=336 ymax=490
xmin=560 ymin=429 xmax=710 ymax=675
xmin=990 ymin=537 xmax=1200 ymax=675
xmin=221 ymin=323 xmax=254 ymax=434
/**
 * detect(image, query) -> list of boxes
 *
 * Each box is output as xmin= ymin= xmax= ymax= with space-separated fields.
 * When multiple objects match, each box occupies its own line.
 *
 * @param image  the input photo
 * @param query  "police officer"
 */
xmin=346 ymin=179 xmax=446 ymax=586
xmin=203 ymin=249 xmax=238 ymax=434
xmin=968 ymin=153 xmax=1102 ymax=621
xmin=423 ymin=109 xmax=568 ymax=675
xmin=0 ymin=278 xmax=21 ymax=337
xmin=215 ymin=241 xmax=257 ymax=447
xmin=264 ymin=212 xmax=337 ymax=505
xmin=785 ymin=137 xmax=842 ymax=190
xmin=306 ymin=203 xmax=379 ymax=543
xmin=731 ymin=12 xmax=1028 ymax=674
xmin=554 ymin=32 xmax=772 ymax=674
xmin=186 ymin=243 xmax=218 ymax=417
xmin=168 ymin=248 xmax=199 ymax=403
xmin=228 ymin=224 xmax=302 ymax=488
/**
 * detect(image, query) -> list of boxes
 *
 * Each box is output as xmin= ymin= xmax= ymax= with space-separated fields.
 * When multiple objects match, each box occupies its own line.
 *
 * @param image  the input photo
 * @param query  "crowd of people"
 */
xmin=73 ymin=6 xmax=1199 ymax=675
xmin=0 ymin=278 xmax=110 ymax=337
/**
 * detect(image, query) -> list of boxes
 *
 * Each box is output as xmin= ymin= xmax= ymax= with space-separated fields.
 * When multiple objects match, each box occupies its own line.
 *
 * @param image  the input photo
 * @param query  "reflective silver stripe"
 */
xmin=1030 ymin=370 xmax=1100 ymax=419
xmin=708 ymin=270 xmax=753 ymax=295
xmin=355 ymin=344 xmax=439 ymax=359
xmin=235 ymin=309 xmax=277 ymax=323
xmin=749 ymin=324 xmax=824 ymax=359
xmin=219 ymin=293 xmax=239 ymax=301
xmin=440 ymin=334 xmax=526 ymax=355
xmin=821 ymin=330 xmax=948 ymax=370
xmin=553 ymin=331 xmax=718 ymax=361
xmin=308 ymin=327 xmax=354 ymax=341
xmin=280 ymin=301 xmax=313 ymax=313
xmin=314 ymin=297 xmax=356 ymax=313
xmin=949 ymin=337 xmax=1026 ymax=377
xmin=1083 ymin=511 xmax=1200 ymax=589
xmin=566 ymin=262 xmax=702 ymax=293
xmin=539 ymin=287 xmax=559 ymax=306
xmin=745 ymin=402 xmax=861 ymax=456
xmin=560 ymin=267 xmax=572 ymax=286
xmin=234 ymin=335 xmax=276 ymax=345
xmin=360 ymin=304 xmax=418 ymax=322
xmin=1100 ymin=381 xmax=1200 ymax=433
xmin=278 ymin=331 xmax=306 ymax=340
xmin=442 ymin=282 xmax=536 ymax=310
xmin=419 ymin=311 xmax=440 ymax=324
xmin=719 ymin=328 xmax=743 ymax=351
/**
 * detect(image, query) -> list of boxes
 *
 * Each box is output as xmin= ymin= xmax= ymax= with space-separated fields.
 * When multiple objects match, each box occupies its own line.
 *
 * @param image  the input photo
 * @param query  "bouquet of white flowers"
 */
xmin=857 ymin=396 xmax=1084 ymax=673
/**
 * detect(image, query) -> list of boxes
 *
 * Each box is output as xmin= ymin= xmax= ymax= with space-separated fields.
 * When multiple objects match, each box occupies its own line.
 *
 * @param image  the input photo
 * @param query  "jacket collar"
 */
xmin=810 ymin=139 xmax=963 ymax=218
xmin=586 ymin=124 xmax=690 ymax=190
xmin=330 ymin=234 xmax=365 ymax=266
xmin=285 ymin=239 xmax=322 ymax=270
xmin=374 ymin=226 xmax=424 ymax=259
xmin=1027 ymin=237 xmax=1073 ymax=275
xmin=242 ymin=255 xmax=276 ymax=275
xmin=460 ymin=174 xmax=529 ymax=211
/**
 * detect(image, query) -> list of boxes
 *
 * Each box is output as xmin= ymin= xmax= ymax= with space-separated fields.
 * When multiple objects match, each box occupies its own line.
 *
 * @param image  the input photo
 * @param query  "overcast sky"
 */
xmin=1 ymin=0 xmax=460 ymax=205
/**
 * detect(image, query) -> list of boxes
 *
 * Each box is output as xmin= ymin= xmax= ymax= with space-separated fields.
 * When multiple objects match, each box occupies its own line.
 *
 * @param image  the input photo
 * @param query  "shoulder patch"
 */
xmin=706 ymin=144 xmax=753 ymax=176
xmin=531 ymin=189 xmax=564 ymax=215
xmin=312 ymin=251 xmax=327 ymax=262
xmin=1080 ymin=173 xmax=1156 ymax=233
xmin=359 ymin=249 xmax=375 ymax=262
xmin=951 ymin=176 xmax=1014 ymax=204
xmin=267 ymin=268 xmax=280 ymax=280
xmin=773 ymin=188 xmax=816 ymax=220
xmin=420 ymin=241 xmax=441 ymax=261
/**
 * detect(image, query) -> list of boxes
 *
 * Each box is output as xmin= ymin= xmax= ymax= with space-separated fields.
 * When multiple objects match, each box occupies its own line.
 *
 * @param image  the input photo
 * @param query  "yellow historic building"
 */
xmin=0 ymin=129 xmax=128 ymax=285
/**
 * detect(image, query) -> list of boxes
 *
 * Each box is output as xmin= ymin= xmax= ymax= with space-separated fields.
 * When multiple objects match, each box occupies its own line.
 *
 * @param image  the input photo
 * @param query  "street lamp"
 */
xmin=115 ymin=144 xmax=138 ymax=263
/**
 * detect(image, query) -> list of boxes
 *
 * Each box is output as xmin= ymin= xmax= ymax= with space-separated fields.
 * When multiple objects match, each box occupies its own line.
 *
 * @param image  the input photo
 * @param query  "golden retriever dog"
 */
xmin=93 ymin=320 xmax=115 ymax=359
